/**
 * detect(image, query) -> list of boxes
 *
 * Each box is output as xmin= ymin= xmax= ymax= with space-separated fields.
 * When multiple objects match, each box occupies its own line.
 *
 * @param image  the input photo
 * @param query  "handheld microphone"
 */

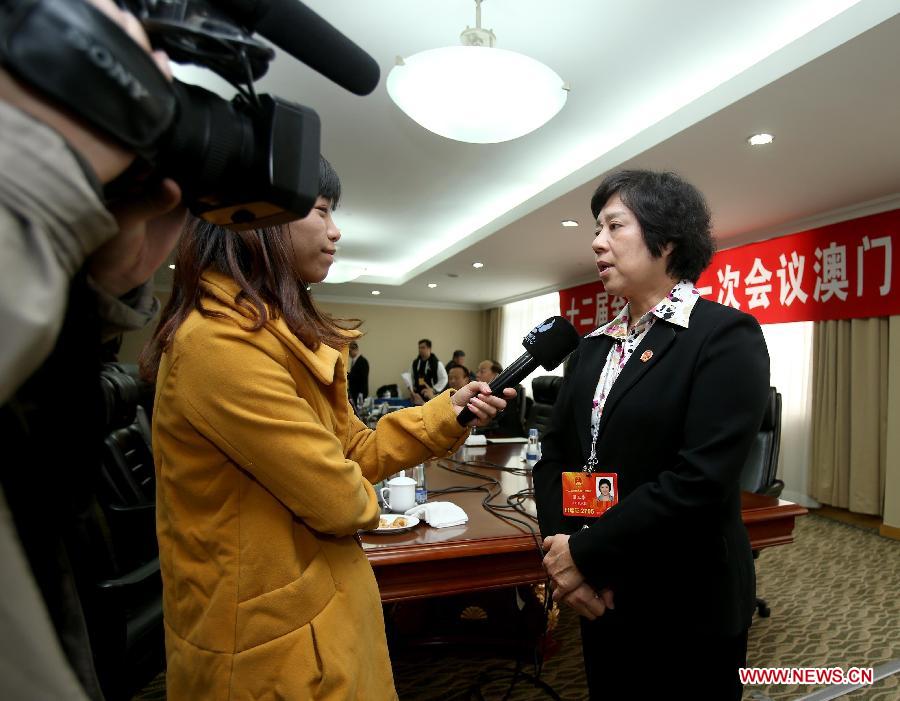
xmin=218 ymin=0 xmax=381 ymax=96
xmin=456 ymin=316 xmax=581 ymax=426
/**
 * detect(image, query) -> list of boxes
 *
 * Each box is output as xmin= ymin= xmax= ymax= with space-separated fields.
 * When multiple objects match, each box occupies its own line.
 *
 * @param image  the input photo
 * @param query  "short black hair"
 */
xmin=452 ymin=350 xmax=466 ymax=359
xmin=348 ymin=341 xmax=358 ymax=350
xmin=319 ymin=155 xmax=341 ymax=209
xmin=418 ymin=339 xmax=432 ymax=348
xmin=448 ymin=365 xmax=469 ymax=377
xmin=590 ymin=170 xmax=714 ymax=282
xmin=488 ymin=360 xmax=503 ymax=375
xmin=598 ymin=478 xmax=612 ymax=489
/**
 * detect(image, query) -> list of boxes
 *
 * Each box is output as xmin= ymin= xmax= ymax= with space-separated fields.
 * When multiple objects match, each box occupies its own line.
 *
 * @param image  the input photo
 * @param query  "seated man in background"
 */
xmin=447 ymin=365 xmax=470 ymax=391
xmin=475 ymin=359 xmax=503 ymax=384
xmin=475 ymin=360 xmax=525 ymax=437
xmin=446 ymin=350 xmax=466 ymax=372
xmin=411 ymin=365 xmax=469 ymax=405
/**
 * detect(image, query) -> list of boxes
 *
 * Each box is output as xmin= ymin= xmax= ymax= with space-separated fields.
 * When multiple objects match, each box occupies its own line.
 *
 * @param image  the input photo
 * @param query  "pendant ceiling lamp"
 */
xmin=386 ymin=0 xmax=568 ymax=144
xmin=322 ymin=261 xmax=367 ymax=284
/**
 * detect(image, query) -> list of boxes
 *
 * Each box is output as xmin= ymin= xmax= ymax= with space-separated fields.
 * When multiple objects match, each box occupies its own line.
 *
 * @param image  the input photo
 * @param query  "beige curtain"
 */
xmin=483 ymin=307 xmax=503 ymax=363
xmin=810 ymin=317 xmax=889 ymax=515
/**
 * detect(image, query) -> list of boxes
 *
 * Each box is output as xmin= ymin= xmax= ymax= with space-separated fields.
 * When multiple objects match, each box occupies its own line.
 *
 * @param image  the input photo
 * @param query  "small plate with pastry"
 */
xmin=362 ymin=514 xmax=420 ymax=534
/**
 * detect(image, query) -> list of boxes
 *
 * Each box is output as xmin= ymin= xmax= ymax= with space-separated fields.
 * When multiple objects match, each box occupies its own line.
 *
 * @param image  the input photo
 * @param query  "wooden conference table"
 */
xmin=361 ymin=443 xmax=807 ymax=603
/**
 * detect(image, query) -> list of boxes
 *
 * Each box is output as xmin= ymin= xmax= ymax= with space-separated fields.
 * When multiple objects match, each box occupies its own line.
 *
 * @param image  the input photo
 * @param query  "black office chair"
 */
xmin=375 ymin=383 xmax=399 ymax=398
xmin=515 ymin=384 xmax=529 ymax=435
xmin=740 ymin=386 xmax=784 ymax=618
xmin=81 ymin=363 xmax=164 ymax=699
xmin=525 ymin=375 xmax=563 ymax=438
xmin=477 ymin=384 xmax=528 ymax=437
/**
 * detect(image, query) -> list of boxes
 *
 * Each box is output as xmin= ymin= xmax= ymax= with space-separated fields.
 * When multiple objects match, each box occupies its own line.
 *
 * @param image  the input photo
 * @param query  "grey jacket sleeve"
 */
xmin=0 ymin=102 xmax=156 ymax=403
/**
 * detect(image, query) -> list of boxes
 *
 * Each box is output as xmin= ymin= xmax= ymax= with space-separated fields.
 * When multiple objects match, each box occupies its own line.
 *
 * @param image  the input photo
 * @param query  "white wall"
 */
xmin=315 ymin=300 xmax=486 ymax=395
xmin=117 ymin=293 xmax=487 ymax=400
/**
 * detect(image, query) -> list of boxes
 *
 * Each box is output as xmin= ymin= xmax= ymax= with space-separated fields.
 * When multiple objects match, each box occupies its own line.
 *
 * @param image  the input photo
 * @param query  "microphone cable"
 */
xmin=430 ymin=457 xmax=562 ymax=701
xmin=433 ymin=458 xmax=543 ymax=556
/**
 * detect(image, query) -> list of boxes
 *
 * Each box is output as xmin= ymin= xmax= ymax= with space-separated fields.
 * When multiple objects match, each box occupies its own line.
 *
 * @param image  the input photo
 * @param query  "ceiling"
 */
xmin=160 ymin=0 xmax=900 ymax=309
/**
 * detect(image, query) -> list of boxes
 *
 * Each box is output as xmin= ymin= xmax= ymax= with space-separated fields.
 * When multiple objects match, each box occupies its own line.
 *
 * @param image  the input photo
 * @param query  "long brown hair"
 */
xmin=140 ymin=158 xmax=359 ymax=381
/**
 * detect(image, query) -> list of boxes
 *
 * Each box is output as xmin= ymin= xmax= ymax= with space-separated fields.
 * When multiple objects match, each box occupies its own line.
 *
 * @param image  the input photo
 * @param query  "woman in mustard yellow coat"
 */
xmin=142 ymin=158 xmax=510 ymax=700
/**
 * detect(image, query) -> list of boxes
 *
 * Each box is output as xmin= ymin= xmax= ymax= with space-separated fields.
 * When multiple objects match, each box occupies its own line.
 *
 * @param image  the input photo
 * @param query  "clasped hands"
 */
xmin=542 ymin=533 xmax=614 ymax=620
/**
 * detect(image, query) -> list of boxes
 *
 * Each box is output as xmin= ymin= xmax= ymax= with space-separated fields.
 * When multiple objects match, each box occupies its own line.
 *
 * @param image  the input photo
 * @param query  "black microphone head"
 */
xmin=522 ymin=316 xmax=581 ymax=371
xmin=251 ymin=0 xmax=381 ymax=96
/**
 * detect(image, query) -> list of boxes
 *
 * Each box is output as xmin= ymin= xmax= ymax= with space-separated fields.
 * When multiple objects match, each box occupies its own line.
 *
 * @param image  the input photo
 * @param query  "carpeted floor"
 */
xmin=744 ymin=513 xmax=899 ymax=701
xmin=134 ymin=513 xmax=900 ymax=700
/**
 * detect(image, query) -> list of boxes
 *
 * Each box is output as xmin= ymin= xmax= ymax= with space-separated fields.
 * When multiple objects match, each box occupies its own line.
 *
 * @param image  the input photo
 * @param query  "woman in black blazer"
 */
xmin=534 ymin=170 xmax=770 ymax=700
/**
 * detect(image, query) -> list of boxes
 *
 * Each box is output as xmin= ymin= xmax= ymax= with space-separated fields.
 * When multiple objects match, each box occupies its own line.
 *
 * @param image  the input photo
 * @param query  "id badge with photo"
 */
xmin=562 ymin=471 xmax=618 ymax=518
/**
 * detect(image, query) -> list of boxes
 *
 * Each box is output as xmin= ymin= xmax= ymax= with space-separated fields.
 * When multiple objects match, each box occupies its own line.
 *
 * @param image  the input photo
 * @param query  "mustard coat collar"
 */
xmin=199 ymin=270 xmax=360 ymax=386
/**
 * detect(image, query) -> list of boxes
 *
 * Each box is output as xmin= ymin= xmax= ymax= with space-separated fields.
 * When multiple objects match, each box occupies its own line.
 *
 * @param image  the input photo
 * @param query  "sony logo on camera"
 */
xmin=62 ymin=24 xmax=149 ymax=101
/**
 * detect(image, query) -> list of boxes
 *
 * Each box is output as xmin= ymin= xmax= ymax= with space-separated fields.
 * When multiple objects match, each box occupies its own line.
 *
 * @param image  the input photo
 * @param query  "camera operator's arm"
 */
xmin=0 ymin=96 xmax=119 ymax=403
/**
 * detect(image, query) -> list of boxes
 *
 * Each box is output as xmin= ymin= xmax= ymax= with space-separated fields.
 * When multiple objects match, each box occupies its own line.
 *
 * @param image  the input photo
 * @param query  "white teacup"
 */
xmin=380 ymin=475 xmax=416 ymax=514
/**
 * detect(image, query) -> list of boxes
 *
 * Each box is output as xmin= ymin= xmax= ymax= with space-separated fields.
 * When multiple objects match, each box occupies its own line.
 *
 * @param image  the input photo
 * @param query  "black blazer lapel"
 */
xmin=572 ymin=335 xmax=613 ymax=459
xmin=596 ymin=322 xmax=678 ymax=443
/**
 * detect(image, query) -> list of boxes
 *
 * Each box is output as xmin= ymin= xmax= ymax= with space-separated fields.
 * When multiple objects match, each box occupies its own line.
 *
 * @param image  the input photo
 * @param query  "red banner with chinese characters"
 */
xmin=559 ymin=208 xmax=899 ymax=327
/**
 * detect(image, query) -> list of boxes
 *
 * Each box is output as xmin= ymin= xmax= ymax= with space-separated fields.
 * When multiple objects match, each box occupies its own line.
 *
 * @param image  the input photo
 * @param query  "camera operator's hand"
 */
xmin=89 ymin=178 xmax=186 ymax=298
xmin=0 ymin=0 xmax=171 ymax=184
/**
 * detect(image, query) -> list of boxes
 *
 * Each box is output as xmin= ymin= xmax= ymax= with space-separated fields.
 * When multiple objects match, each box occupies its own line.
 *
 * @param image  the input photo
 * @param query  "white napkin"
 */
xmin=404 ymin=501 xmax=468 ymax=528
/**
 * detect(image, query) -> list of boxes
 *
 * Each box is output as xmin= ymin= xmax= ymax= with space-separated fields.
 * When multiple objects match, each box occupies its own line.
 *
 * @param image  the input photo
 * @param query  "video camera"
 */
xmin=0 ymin=0 xmax=379 ymax=229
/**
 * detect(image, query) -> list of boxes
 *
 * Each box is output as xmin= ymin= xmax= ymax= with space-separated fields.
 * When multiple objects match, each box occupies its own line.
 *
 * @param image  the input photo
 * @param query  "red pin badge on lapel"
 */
xmin=640 ymin=350 xmax=653 ymax=363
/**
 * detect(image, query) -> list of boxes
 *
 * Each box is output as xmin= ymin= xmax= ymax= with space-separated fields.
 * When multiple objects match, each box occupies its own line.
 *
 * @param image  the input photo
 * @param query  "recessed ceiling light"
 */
xmin=428 ymin=283 xmax=438 ymax=288
xmin=472 ymin=262 xmax=484 ymax=269
xmin=747 ymin=133 xmax=774 ymax=146
xmin=168 ymin=264 xmax=175 ymax=269
xmin=371 ymin=290 xmax=381 ymax=295
xmin=561 ymin=219 xmax=579 ymax=227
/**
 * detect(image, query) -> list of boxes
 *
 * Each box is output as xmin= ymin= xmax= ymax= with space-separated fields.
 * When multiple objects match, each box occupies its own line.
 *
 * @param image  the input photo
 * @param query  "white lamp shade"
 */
xmin=387 ymin=46 xmax=567 ymax=144
xmin=322 ymin=261 xmax=366 ymax=284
